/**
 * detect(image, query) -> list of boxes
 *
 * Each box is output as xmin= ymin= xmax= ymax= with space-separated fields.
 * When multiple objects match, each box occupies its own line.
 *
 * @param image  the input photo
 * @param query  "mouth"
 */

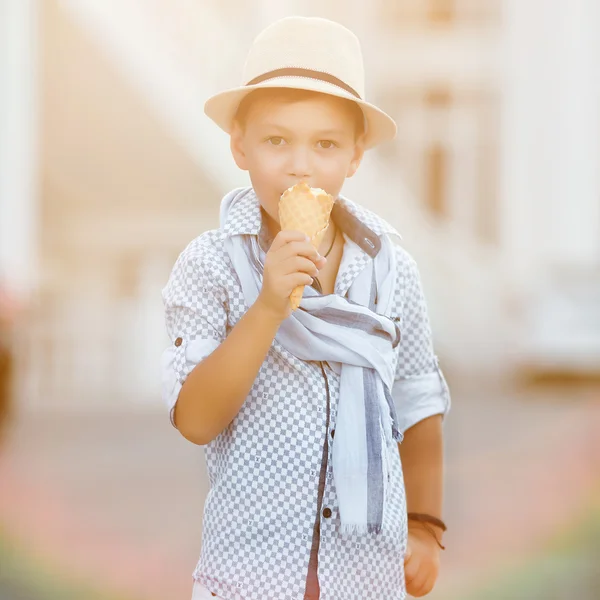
xmin=280 ymin=183 xmax=319 ymax=196
xmin=280 ymin=184 xmax=297 ymax=196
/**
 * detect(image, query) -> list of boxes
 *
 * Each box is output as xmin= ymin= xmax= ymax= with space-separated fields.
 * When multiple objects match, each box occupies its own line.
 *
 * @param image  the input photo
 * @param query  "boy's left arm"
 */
xmin=391 ymin=252 xmax=451 ymax=596
xmin=400 ymin=413 xmax=444 ymax=523
xmin=400 ymin=415 xmax=444 ymax=596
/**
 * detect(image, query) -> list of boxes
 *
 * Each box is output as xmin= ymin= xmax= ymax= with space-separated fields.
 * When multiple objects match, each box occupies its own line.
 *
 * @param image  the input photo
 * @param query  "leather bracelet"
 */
xmin=407 ymin=513 xmax=446 ymax=550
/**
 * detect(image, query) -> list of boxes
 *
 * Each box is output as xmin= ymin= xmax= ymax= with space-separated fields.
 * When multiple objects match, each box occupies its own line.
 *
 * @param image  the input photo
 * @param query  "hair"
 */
xmin=233 ymin=87 xmax=366 ymax=142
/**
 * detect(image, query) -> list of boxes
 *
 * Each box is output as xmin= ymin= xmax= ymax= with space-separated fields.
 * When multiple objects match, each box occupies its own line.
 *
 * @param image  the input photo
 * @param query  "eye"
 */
xmin=318 ymin=140 xmax=338 ymax=149
xmin=267 ymin=136 xmax=286 ymax=146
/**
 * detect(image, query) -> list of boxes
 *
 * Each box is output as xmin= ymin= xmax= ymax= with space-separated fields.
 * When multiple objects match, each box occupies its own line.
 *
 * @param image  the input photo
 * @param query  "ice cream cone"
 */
xmin=278 ymin=182 xmax=335 ymax=310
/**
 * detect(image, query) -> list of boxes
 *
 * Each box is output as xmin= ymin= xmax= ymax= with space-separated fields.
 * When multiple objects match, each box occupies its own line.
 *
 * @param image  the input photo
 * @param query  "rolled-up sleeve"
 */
xmin=391 ymin=253 xmax=451 ymax=436
xmin=161 ymin=246 xmax=228 ymax=428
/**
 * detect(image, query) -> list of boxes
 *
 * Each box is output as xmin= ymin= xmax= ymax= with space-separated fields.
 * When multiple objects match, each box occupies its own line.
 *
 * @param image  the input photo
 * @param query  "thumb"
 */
xmin=404 ymin=543 xmax=412 ymax=563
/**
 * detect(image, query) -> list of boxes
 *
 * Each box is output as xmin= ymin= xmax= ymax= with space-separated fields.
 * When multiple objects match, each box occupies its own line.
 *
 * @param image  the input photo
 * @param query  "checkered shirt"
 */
xmin=161 ymin=189 xmax=451 ymax=600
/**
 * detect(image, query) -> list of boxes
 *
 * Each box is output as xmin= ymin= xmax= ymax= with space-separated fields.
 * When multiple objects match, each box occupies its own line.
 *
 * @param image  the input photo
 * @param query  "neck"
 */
xmin=319 ymin=222 xmax=337 ymax=257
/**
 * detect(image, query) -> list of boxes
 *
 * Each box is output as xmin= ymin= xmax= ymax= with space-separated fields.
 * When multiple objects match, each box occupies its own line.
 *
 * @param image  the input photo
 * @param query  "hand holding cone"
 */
xmin=278 ymin=183 xmax=335 ymax=310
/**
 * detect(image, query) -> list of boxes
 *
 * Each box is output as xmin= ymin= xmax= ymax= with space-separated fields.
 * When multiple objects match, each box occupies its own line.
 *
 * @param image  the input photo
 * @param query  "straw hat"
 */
xmin=204 ymin=16 xmax=397 ymax=150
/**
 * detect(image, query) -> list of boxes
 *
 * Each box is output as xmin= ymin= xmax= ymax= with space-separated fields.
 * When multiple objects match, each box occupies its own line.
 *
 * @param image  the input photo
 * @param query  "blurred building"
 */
xmin=0 ymin=0 xmax=598 ymax=411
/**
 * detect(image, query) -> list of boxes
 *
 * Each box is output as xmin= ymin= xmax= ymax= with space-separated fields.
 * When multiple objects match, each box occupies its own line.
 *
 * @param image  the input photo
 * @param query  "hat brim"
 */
xmin=204 ymin=77 xmax=397 ymax=150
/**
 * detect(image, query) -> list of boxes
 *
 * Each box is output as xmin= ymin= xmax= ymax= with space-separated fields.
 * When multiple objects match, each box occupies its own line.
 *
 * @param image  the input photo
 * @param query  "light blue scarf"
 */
xmin=221 ymin=188 xmax=403 ymax=536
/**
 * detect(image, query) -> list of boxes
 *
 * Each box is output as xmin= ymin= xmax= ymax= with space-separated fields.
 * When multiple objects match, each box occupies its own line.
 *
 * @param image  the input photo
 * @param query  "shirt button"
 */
xmin=330 ymin=429 xmax=335 ymax=438
xmin=323 ymin=507 xmax=332 ymax=518
xmin=174 ymin=337 xmax=183 ymax=347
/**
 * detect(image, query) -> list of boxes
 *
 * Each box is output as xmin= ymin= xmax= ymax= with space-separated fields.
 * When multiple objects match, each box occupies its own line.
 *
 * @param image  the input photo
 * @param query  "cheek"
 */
xmin=318 ymin=154 xmax=355 ymax=185
xmin=246 ymin=150 xmax=277 ymax=183
xmin=246 ymin=170 xmax=280 ymax=221
xmin=249 ymin=146 xmax=285 ymax=169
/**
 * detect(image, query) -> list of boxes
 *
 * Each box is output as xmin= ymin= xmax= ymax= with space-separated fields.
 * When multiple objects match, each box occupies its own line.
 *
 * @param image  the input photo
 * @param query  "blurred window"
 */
xmin=376 ymin=85 xmax=500 ymax=244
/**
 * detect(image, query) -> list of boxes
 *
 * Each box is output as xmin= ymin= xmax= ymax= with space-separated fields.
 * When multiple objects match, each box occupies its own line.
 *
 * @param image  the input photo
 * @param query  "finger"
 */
xmin=284 ymin=272 xmax=314 ymax=293
xmin=409 ymin=575 xmax=433 ymax=598
xmin=271 ymin=229 xmax=309 ymax=252
xmin=282 ymin=256 xmax=321 ymax=277
xmin=403 ymin=544 xmax=412 ymax=564
xmin=406 ymin=573 xmax=425 ymax=597
xmin=404 ymin=556 xmax=419 ymax=585
xmin=278 ymin=240 xmax=323 ymax=264
xmin=404 ymin=564 xmax=418 ymax=586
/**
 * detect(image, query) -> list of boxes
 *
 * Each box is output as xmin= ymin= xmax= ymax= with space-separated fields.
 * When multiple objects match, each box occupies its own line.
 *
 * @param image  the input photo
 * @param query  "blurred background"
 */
xmin=0 ymin=0 xmax=599 ymax=598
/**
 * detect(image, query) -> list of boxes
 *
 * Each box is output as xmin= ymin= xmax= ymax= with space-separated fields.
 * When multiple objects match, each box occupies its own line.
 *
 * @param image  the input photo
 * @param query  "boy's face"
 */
xmin=230 ymin=92 xmax=365 ymax=237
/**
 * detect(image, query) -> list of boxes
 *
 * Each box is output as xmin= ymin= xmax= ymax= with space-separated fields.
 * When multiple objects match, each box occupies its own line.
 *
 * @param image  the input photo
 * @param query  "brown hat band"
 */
xmin=245 ymin=68 xmax=361 ymax=100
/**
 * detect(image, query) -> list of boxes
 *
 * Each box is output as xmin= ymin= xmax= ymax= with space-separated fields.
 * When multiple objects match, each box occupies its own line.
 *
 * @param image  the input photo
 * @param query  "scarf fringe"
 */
xmin=340 ymin=522 xmax=383 ymax=536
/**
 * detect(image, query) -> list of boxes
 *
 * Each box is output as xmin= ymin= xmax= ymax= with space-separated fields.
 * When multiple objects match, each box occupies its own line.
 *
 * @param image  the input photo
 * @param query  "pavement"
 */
xmin=0 ymin=375 xmax=598 ymax=600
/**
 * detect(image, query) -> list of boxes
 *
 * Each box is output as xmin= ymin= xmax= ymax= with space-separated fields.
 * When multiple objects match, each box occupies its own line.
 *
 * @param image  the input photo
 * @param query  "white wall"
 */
xmin=500 ymin=0 xmax=600 ymax=295
xmin=0 ymin=0 xmax=39 ymax=302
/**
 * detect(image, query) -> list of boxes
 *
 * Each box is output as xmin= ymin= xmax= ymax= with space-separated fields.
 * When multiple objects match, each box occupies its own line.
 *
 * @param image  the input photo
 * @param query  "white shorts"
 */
xmin=191 ymin=580 xmax=226 ymax=599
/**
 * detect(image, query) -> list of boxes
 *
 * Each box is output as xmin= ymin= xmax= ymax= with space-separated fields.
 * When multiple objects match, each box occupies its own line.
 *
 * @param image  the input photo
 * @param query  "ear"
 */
xmin=230 ymin=121 xmax=249 ymax=171
xmin=346 ymin=137 xmax=365 ymax=178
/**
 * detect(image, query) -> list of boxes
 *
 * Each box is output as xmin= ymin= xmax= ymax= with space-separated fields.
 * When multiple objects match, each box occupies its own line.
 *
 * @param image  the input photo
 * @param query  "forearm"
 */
xmin=399 ymin=414 xmax=444 ymax=520
xmin=174 ymin=300 xmax=282 ymax=445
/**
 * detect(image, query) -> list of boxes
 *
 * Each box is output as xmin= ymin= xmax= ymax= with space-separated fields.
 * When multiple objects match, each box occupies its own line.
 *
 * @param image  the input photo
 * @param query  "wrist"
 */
xmin=407 ymin=512 xmax=446 ymax=550
xmin=253 ymin=296 xmax=286 ymax=327
xmin=408 ymin=519 xmax=445 ymax=537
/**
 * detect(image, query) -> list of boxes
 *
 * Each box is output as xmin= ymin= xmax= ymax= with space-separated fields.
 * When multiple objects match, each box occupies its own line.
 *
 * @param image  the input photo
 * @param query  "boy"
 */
xmin=161 ymin=16 xmax=451 ymax=600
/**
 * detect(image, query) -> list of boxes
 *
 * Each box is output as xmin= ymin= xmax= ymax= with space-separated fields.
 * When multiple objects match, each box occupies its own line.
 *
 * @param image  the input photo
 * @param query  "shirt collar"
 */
xmin=222 ymin=188 xmax=402 ymax=258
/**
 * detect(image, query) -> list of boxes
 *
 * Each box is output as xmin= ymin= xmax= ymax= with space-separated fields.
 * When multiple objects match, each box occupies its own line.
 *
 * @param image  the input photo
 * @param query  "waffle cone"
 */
xmin=279 ymin=183 xmax=335 ymax=310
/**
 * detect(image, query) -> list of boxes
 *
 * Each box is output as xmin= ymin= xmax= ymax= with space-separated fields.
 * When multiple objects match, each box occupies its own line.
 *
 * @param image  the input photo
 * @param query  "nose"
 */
xmin=288 ymin=145 xmax=313 ymax=181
